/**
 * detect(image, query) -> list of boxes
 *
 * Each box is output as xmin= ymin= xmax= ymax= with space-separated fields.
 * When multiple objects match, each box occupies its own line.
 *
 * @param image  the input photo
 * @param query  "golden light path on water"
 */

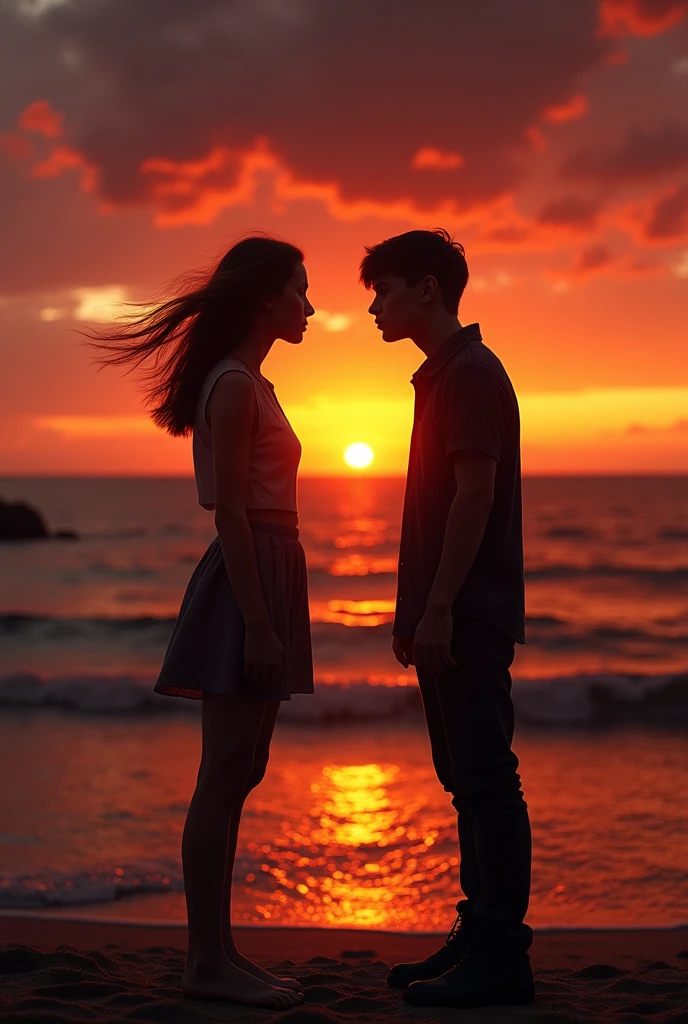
xmin=243 ymin=757 xmax=455 ymax=929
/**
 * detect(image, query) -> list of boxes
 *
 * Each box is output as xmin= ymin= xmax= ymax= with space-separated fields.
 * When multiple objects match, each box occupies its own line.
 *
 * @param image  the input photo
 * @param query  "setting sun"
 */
xmin=343 ymin=442 xmax=374 ymax=470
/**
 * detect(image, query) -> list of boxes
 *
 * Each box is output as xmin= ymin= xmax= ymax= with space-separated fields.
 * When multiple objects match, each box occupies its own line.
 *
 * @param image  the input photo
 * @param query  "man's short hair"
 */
xmin=360 ymin=229 xmax=469 ymax=313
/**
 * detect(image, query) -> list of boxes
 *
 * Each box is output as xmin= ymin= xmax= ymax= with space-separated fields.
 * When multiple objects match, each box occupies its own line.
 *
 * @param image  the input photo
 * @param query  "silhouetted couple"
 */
xmin=95 ymin=229 xmax=533 ymax=1011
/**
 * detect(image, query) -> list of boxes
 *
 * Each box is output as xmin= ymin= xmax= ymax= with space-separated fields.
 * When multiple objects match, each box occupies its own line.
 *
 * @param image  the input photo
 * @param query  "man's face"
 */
xmin=367 ymin=273 xmax=425 ymax=343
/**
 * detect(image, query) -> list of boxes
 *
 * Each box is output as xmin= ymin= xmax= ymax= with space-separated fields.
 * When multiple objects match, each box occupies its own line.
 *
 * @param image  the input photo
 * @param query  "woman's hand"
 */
xmin=244 ymin=623 xmax=285 ymax=687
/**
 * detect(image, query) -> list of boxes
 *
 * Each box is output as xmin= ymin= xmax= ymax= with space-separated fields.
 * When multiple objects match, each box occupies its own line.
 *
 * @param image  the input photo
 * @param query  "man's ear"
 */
xmin=419 ymin=275 xmax=439 ymax=304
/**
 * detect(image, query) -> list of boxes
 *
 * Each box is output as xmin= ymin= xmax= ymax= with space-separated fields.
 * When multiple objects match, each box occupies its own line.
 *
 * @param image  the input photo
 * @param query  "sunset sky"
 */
xmin=1 ymin=0 xmax=687 ymax=476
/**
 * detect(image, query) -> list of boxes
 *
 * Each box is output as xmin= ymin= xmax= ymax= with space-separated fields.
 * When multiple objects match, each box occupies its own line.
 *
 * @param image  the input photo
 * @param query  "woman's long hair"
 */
xmin=86 ymin=235 xmax=304 ymax=436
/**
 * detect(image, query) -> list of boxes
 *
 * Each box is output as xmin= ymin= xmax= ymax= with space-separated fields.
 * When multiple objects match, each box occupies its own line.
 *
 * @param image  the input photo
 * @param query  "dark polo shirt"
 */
xmin=393 ymin=323 xmax=525 ymax=644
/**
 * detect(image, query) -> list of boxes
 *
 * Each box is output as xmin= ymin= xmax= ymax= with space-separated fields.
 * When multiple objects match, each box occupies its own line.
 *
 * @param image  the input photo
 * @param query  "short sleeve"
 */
xmin=202 ymin=365 xmax=258 ymax=430
xmin=442 ymin=366 xmax=506 ymax=461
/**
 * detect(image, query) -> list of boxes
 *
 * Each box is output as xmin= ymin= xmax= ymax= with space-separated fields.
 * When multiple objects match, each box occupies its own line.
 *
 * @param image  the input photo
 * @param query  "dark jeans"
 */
xmin=416 ymin=616 xmax=532 ymax=953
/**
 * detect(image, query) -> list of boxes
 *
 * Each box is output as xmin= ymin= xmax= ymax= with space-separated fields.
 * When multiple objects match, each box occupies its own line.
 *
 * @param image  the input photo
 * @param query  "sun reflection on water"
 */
xmin=312 ymin=763 xmax=399 ymax=847
xmin=241 ymin=760 xmax=460 ymax=929
xmin=319 ymin=600 xmax=396 ymax=627
xmin=329 ymin=554 xmax=398 ymax=576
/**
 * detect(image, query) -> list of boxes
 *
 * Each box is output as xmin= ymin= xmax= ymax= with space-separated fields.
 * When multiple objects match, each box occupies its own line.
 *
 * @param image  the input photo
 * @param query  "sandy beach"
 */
xmin=1 ymin=916 xmax=687 ymax=1023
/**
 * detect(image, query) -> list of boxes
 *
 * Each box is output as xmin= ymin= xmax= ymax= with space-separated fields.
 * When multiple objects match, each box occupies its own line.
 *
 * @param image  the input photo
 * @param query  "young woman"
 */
xmin=91 ymin=236 xmax=315 ymax=1009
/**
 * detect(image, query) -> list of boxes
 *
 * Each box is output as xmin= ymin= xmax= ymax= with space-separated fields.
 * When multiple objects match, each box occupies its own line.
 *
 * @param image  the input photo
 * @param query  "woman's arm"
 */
xmin=207 ymin=371 xmax=284 ymax=687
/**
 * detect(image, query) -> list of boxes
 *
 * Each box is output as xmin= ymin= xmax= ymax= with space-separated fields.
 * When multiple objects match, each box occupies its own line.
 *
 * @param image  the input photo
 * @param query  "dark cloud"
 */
xmin=562 ymin=122 xmax=688 ymax=184
xmin=537 ymin=195 xmax=600 ymax=229
xmin=572 ymin=243 xmax=615 ymax=274
xmin=561 ymin=243 xmax=663 ymax=282
xmin=644 ymin=182 xmax=688 ymax=238
xmin=1 ymin=0 xmax=609 ymax=219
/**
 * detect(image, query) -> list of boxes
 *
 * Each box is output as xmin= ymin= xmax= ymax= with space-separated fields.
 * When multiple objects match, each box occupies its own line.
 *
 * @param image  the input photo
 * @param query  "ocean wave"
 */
xmin=525 ymin=565 xmax=688 ymax=583
xmin=2 ymin=612 xmax=686 ymax=667
xmin=80 ymin=563 xmax=160 ymax=580
xmin=311 ymin=563 xmax=688 ymax=582
xmin=543 ymin=527 xmax=598 ymax=540
xmin=0 ymin=613 xmax=176 ymax=638
xmin=2 ymin=610 xmax=684 ymax=636
xmin=1 ymin=670 xmax=686 ymax=726
xmin=0 ymin=861 xmax=183 ymax=909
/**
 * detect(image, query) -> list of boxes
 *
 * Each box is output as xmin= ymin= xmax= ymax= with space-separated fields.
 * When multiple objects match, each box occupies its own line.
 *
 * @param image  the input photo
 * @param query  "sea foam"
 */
xmin=0 ymin=670 xmax=686 ymax=725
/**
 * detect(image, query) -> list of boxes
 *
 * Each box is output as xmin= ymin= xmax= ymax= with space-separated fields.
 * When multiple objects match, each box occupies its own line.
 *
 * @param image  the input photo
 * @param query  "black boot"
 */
xmin=403 ymin=931 xmax=534 ymax=1008
xmin=387 ymin=901 xmax=476 ymax=990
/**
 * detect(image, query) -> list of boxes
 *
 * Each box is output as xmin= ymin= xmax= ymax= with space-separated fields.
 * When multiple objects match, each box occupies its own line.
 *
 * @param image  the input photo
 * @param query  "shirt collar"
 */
xmin=412 ymin=323 xmax=482 ymax=383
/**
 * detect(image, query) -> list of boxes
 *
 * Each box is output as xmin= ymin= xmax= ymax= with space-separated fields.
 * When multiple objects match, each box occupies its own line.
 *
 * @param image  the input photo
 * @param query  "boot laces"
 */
xmin=445 ymin=908 xmax=464 ymax=947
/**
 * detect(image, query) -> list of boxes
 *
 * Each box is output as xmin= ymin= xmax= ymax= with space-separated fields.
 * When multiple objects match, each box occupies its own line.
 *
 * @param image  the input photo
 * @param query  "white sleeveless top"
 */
xmin=192 ymin=358 xmax=301 ymax=512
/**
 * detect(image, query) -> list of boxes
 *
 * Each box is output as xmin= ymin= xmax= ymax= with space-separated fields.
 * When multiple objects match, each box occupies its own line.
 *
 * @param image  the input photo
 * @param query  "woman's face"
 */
xmin=269 ymin=262 xmax=315 ymax=344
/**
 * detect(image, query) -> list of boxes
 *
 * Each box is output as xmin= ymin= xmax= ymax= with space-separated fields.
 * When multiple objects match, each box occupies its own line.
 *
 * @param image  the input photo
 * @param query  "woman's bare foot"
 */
xmin=225 ymin=945 xmax=303 ymax=992
xmin=181 ymin=957 xmax=304 ymax=1008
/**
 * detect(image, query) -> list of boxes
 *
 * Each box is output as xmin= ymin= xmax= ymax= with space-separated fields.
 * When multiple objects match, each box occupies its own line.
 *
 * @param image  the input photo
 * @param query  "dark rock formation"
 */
xmin=0 ymin=499 xmax=79 ymax=541
xmin=0 ymin=499 xmax=48 ymax=540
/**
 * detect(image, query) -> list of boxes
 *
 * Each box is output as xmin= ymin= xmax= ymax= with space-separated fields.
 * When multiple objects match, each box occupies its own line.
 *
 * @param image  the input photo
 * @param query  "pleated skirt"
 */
xmin=154 ymin=521 xmax=314 ymax=701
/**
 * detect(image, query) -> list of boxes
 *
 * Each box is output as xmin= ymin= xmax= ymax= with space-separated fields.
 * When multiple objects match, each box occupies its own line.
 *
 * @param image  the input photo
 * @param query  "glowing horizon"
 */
xmin=6 ymin=384 xmax=683 ymax=477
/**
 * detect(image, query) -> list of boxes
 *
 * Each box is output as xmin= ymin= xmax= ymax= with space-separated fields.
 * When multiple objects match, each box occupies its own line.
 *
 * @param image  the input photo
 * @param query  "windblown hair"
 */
xmin=359 ymin=228 xmax=468 ymax=313
xmin=86 ymin=235 xmax=304 ymax=436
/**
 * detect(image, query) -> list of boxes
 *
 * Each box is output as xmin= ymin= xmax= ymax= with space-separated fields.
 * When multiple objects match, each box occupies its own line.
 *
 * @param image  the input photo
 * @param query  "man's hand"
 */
xmin=413 ymin=605 xmax=457 ymax=676
xmin=392 ymin=634 xmax=415 ymax=668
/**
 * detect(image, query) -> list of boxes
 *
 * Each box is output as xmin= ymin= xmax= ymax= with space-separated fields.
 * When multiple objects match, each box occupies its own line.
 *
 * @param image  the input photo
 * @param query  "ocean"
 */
xmin=1 ymin=475 xmax=687 ymax=930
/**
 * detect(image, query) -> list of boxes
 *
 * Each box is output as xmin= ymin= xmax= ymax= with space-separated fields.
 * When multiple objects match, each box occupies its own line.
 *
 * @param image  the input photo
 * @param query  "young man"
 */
xmin=360 ymin=229 xmax=533 ymax=1009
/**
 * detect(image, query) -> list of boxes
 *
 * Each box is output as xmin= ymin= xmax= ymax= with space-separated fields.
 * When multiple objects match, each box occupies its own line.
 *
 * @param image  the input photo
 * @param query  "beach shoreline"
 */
xmin=3 ymin=912 xmax=687 ymax=967
xmin=2 ymin=917 xmax=687 ymax=1023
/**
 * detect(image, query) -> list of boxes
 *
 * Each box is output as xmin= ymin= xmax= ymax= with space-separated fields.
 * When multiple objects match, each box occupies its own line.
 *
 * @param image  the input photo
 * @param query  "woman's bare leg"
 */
xmin=220 ymin=702 xmax=303 ymax=991
xmin=180 ymin=694 xmax=302 ymax=1009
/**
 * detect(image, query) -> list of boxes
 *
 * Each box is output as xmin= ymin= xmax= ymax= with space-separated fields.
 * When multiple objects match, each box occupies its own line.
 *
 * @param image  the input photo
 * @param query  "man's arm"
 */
xmin=412 ymin=450 xmax=496 ymax=675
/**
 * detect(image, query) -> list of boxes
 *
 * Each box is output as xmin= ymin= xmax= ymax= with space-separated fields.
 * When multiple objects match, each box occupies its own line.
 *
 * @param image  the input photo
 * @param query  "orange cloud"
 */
xmin=34 ymin=415 xmax=158 ymax=438
xmin=467 ymin=195 xmax=610 ymax=253
xmin=31 ymin=144 xmax=98 ymax=193
xmin=0 ymin=132 xmax=34 ymax=161
xmin=141 ymin=140 xmax=466 ymax=229
xmin=526 ymin=126 xmax=548 ymax=153
xmin=599 ymin=0 xmax=688 ymax=37
xmin=141 ymin=148 xmax=612 ymax=256
xmin=542 ymin=94 xmax=589 ymax=124
xmin=411 ymin=147 xmax=465 ymax=170
xmin=18 ymin=99 xmax=63 ymax=139
xmin=605 ymin=47 xmax=631 ymax=65
xmin=141 ymin=142 xmax=269 ymax=223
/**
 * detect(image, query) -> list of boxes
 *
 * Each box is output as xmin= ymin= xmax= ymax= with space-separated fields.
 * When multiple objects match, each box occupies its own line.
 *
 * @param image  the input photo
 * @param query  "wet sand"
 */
xmin=1 ymin=916 xmax=687 ymax=1023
